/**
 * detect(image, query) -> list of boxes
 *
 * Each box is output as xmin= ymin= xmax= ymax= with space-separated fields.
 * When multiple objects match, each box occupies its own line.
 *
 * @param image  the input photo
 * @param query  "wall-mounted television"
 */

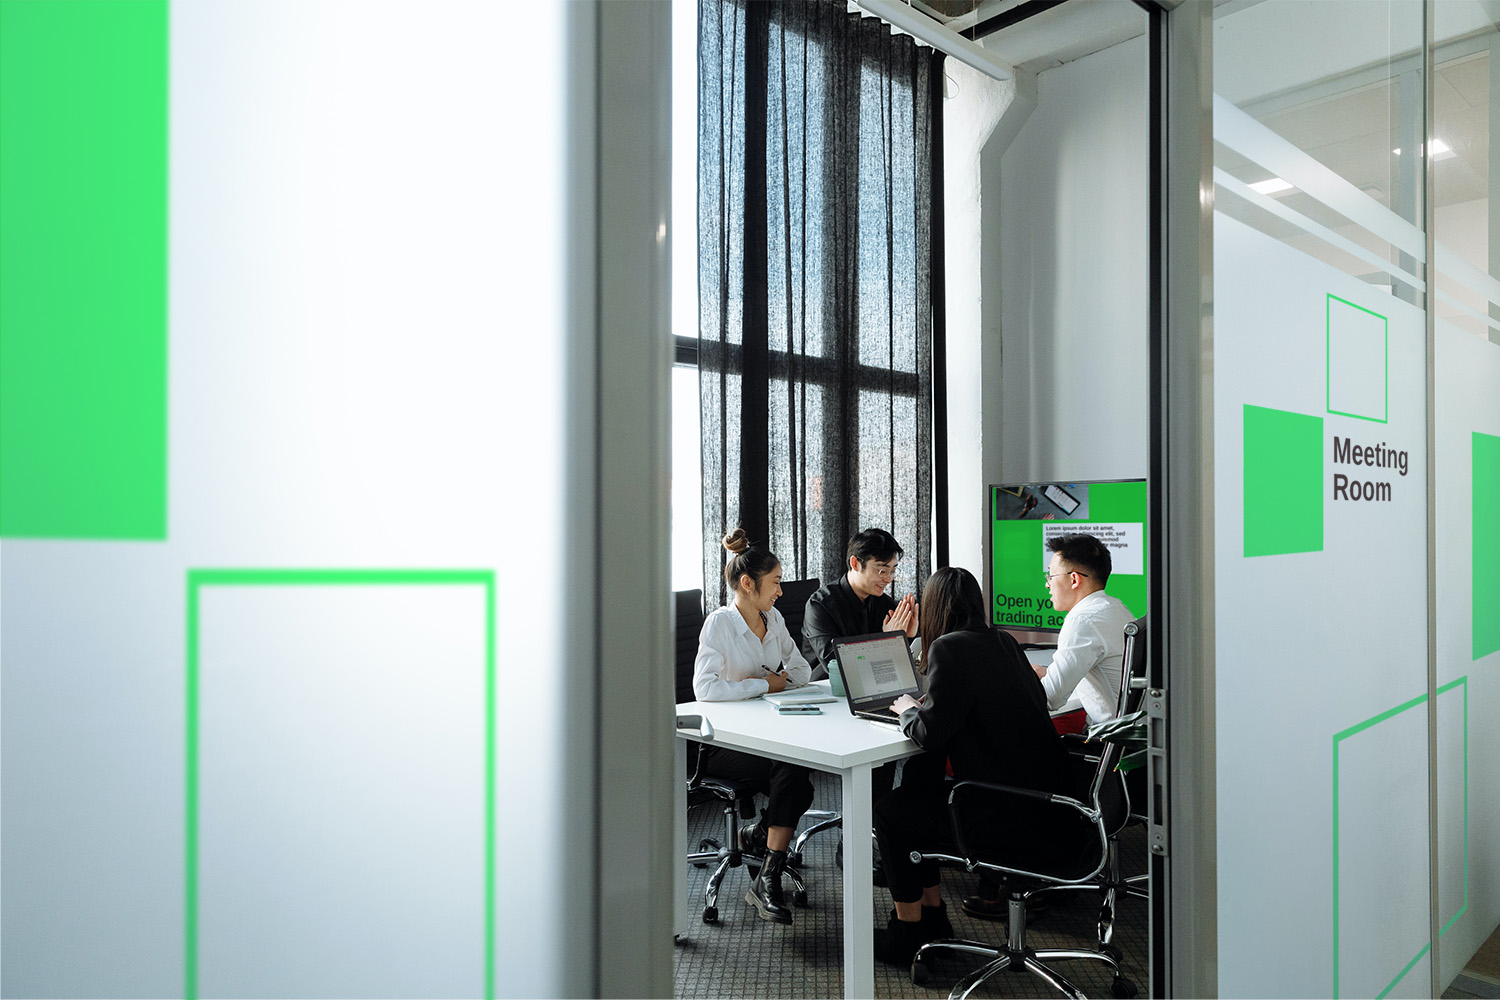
xmin=988 ymin=479 xmax=1149 ymax=644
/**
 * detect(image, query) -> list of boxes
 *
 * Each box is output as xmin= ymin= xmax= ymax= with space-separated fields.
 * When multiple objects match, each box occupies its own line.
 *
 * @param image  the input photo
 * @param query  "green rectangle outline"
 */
xmin=1331 ymin=677 xmax=1467 ymax=999
xmin=185 ymin=568 xmax=496 ymax=1000
xmin=1325 ymin=293 xmax=1390 ymax=424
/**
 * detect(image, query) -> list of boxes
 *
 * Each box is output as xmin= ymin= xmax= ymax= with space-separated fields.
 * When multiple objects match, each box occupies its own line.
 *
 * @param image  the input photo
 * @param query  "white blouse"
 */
xmin=692 ymin=605 xmax=813 ymax=702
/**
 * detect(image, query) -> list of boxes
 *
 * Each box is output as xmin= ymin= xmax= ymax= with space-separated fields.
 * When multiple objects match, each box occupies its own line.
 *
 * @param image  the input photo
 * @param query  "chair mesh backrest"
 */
xmin=1116 ymin=614 xmax=1149 ymax=716
xmin=776 ymin=578 xmax=820 ymax=651
xmin=674 ymin=589 xmax=704 ymax=705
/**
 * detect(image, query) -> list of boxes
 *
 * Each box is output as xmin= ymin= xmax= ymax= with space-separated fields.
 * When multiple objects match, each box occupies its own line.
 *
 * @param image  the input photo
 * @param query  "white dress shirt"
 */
xmin=1041 ymin=590 xmax=1134 ymax=725
xmin=692 ymin=605 xmax=812 ymax=702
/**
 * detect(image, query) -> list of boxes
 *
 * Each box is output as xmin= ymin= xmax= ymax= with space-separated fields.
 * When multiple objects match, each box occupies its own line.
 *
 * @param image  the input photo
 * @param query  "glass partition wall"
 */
xmin=1212 ymin=2 xmax=1500 ymax=997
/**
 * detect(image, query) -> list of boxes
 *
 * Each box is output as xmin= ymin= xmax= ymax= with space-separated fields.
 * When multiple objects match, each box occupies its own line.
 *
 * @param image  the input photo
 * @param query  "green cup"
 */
xmin=826 ymin=659 xmax=845 ymax=698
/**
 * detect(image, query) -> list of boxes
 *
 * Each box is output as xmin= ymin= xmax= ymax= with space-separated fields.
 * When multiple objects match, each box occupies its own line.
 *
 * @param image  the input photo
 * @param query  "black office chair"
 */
xmin=1031 ymin=614 xmax=1151 ymax=953
xmin=776 ymin=577 xmax=820 ymax=671
xmin=675 ymin=587 xmax=808 ymax=923
xmin=674 ymin=589 xmax=704 ymax=706
xmin=908 ymin=738 xmax=1139 ymax=999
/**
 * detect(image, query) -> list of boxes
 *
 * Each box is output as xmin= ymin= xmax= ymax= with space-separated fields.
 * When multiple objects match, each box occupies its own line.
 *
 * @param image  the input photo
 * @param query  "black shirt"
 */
xmin=800 ymin=576 xmax=899 ymax=675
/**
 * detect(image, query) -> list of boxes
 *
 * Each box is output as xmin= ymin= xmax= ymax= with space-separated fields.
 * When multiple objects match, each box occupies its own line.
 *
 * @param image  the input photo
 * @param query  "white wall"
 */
xmin=993 ymin=34 xmax=1151 ymax=487
xmin=942 ymin=58 xmax=1020 ymax=574
xmin=944 ymin=34 xmax=1150 ymax=576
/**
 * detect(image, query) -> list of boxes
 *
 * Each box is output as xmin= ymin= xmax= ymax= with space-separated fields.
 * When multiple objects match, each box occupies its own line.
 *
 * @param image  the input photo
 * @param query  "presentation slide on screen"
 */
xmin=990 ymin=480 xmax=1149 ymax=631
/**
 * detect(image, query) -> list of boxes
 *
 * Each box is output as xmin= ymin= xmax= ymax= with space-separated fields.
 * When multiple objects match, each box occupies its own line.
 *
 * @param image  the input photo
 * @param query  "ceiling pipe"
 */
xmin=857 ymin=0 xmax=1016 ymax=81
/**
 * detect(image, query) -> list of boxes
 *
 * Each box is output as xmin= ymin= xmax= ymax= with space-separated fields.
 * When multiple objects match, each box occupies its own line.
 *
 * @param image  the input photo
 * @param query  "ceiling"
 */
xmin=884 ymin=0 xmax=1493 ymax=212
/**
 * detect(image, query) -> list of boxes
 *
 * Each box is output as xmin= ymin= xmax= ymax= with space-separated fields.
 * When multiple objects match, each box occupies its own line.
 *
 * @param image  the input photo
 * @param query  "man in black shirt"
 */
xmin=801 ymin=528 xmax=918 ymax=680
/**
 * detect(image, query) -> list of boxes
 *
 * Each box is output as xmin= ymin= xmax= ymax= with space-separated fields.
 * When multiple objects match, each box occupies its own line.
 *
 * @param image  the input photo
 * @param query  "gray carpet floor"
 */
xmin=675 ymin=770 xmax=1149 ymax=999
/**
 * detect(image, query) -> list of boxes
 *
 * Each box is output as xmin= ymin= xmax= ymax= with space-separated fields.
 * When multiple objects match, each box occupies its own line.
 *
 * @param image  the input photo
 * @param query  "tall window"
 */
xmin=691 ymin=0 xmax=939 ymax=608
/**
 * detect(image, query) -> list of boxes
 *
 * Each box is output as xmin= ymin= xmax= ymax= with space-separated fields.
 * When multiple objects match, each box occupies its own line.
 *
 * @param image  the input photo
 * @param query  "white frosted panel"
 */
xmin=1436 ymin=683 xmax=1467 ymax=936
xmin=1335 ymin=701 xmax=1429 ymax=1000
xmin=1434 ymin=321 xmax=1500 ymax=985
xmin=1215 ymin=212 xmax=1430 ymax=997
xmin=197 ymin=584 xmax=487 ymax=998
xmin=1326 ymin=297 xmax=1388 ymax=421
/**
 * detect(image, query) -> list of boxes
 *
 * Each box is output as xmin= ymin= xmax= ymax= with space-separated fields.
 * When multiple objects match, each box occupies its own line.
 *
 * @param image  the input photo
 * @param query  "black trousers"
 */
xmin=700 ymin=745 xmax=814 ymax=830
xmin=873 ymin=781 xmax=957 ymax=903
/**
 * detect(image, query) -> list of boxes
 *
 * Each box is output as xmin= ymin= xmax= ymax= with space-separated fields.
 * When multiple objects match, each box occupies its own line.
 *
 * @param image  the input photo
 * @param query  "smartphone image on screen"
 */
xmin=1043 ymin=483 xmax=1081 ymax=514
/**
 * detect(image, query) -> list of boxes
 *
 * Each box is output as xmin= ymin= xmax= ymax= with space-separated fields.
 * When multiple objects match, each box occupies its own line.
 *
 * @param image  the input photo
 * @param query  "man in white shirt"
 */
xmin=1035 ymin=532 xmax=1135 ymax=727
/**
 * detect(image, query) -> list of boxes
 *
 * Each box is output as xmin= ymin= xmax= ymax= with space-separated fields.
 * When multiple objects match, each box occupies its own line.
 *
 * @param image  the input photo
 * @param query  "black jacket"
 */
xmin=898 ymin=625 xmax=1070 ymax=793
xmin=800 ymin=576 xmax=899 ymax=674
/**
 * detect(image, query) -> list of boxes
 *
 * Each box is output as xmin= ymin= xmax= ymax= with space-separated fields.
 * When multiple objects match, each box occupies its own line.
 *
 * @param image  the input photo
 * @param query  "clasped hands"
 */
xmin=881 ymin=592 xmax=919 ymax=639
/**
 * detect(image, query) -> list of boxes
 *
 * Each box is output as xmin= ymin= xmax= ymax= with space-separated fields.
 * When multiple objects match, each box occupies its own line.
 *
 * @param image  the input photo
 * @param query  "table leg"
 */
xmin=841 ymin=763 xmax=875 ymax=1000
xmin=673 ymin=737 xmax=688 ymax=938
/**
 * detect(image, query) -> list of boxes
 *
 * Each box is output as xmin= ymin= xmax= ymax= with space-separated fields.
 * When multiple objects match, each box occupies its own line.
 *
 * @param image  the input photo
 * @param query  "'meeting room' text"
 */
xmin=1331 ymin=435 xmax=1408 ymax=502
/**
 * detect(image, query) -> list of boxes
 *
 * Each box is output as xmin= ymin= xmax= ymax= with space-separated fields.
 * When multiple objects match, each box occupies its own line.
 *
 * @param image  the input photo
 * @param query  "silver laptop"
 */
xmin=828 ymin=632 xmax=921 ymax=725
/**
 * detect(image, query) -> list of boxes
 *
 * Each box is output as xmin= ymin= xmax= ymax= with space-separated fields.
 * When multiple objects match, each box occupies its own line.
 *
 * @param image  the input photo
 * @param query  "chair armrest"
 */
xmin=675 ymin=714 xmax=715 ymax=741
xmin=942 ymin=778 xmax=1110 ymax=886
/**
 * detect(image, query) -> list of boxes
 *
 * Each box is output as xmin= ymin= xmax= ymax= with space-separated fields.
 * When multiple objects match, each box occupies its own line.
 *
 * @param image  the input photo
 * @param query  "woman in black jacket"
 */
xmin=872 ymin=565 xmax=1072 ymax=964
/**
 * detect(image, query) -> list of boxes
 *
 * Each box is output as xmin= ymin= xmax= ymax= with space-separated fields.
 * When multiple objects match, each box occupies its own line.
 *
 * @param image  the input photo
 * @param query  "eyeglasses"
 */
xmin=1043 ymin=569 xmax=1090 ymax=585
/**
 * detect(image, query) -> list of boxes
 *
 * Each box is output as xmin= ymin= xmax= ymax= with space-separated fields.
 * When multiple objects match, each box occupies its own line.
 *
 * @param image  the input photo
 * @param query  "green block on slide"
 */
xmin=0 ymin=0 xmax=169 ymax=539
xmin=1244 ymin=404 xmax=1324 ymax=557
xmin=1476 ymin=432 xmax=1500 ymax=660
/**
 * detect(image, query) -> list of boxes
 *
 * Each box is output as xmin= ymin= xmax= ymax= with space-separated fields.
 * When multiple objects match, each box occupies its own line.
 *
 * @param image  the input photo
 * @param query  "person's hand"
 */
xmin=766 ymin=670 xmax=788 ymax=694
xmin=883 ymin=593 xmax=918 ymax=638
xmin=1032 ymin=663 xmax=1047 ymax=681
xmin=889 ymin=694 xmax=921 ymax=714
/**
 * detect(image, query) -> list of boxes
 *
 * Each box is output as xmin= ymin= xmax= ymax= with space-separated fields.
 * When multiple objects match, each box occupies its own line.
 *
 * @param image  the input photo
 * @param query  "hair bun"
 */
xmin=722 ymin=527 xmax=750 ymax=554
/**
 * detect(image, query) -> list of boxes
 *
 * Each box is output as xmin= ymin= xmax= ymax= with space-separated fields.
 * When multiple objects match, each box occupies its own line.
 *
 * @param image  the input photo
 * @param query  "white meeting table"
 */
xmin=674 ymin=686 xmax=919 ymax=1000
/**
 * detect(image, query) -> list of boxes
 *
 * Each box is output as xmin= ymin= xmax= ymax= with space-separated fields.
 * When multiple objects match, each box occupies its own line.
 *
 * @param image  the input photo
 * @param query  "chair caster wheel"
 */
xmin=835 ymin=842 xmax=843 ymax=867
xmin=910 ymin=956 xmax=929 ymax=985
xmin=702 ymin=906 xmax=719 ymax=924
xmin=1110 ymin=976 xmax=1138 ymax=998
xmin=786 ymin=850 xmax=803 ymax=869
xmin=1102 ymin=943 xmax=1123 ymax=963
xmin=793 ymin=889 xmax=808 ymax=908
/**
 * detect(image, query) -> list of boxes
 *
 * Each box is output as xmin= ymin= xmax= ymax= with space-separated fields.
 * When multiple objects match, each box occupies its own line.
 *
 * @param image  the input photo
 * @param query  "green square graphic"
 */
xmin=1244 ymin=404 xmax=1324 ymax=556
xmin=1332 ymin=679 xmax=1469 ymax=999
xmin=0 ymin=0 xmax=169 ymax=539
xmin=185 ymin=570 xmax=497 ymax=1000
xmin=1326 ymin=294 xmax=1389 ymax=424
xmin=1475 ymin=433 xmax=1500 ymax=660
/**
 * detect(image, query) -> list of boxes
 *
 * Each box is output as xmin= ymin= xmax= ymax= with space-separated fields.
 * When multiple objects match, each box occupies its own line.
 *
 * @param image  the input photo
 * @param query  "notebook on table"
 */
xmin=764 ymin=682 xmax=838 ymax=707
xmin=828 ymin=632 xmax=921 ymax=725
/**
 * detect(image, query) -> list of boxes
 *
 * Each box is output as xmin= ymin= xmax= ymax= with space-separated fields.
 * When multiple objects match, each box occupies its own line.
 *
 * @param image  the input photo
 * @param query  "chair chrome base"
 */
xmin=911 ymin=894 xmax=1137 ymax=1000
xmin=787 ymin=809 xmax=841 ymax=867
xmin=1031 ymin=837 xmax=1149 ymax=949
xmin=688 ymin=798 xmax=808 ymax=924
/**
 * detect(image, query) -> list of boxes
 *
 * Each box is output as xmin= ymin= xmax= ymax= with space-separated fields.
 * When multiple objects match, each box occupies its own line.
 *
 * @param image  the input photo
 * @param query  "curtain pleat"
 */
xmin=699 ymin=0 xmax=934 ymax=608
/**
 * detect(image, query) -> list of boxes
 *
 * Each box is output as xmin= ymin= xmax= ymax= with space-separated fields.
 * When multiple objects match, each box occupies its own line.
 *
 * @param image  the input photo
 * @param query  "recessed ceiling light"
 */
xmin=1249 ymin=177 xmax=1294 ymax=196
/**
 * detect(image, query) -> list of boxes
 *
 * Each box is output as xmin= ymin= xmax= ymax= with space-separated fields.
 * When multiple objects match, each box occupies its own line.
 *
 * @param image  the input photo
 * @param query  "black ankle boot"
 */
xmin=885 ymin=901 xmax=953 ymax=942
xmin=737 ymin=821 xmax=767 ymax=857
xmin=745 ymin=848 xmax=793 ymax=924
xmin=873 ymin=913 xmax=928 ymax=965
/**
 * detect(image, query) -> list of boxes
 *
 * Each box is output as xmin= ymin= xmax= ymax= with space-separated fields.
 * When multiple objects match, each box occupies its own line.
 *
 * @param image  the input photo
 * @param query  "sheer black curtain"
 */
xmin=698 ymin=0 xmax=938 ymax=608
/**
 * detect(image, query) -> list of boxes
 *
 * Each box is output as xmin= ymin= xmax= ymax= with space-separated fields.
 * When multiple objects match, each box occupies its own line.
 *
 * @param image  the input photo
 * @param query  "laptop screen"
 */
xmin=830 ymin=632 xmax=919 ymax=709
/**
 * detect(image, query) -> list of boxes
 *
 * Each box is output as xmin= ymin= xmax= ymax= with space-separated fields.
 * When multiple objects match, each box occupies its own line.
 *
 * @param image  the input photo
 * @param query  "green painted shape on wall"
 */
xmin=1244 ymin=404 xmax=1324 ymax=557
xmin=1 ymin=0 xmax=169 ymax=539
xmin=1475 ymin=432 xmax=1500 ymax=660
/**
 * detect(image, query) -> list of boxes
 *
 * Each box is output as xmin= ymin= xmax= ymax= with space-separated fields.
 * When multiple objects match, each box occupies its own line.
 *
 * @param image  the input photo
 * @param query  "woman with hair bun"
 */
xmin=691 ymin=528 xmax=814 ymax=925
